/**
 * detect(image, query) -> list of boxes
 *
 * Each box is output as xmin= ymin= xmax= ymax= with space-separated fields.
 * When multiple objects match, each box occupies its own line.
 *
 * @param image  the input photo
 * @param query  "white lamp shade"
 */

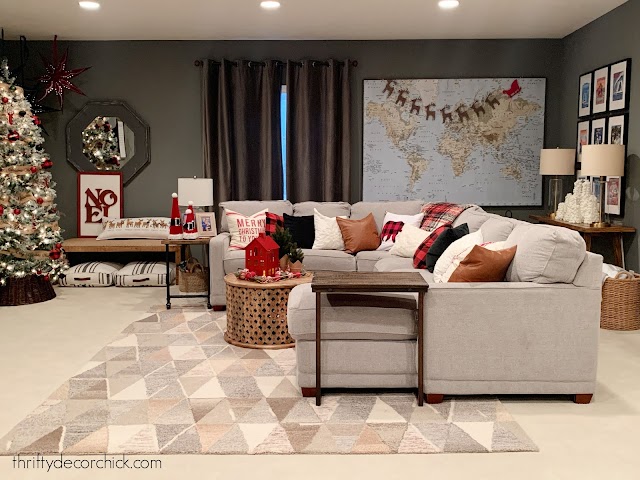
xmin=580 ymin=144 xmax=625 ymax=177
xmin=177 ymin=178 xmax=214 ymax=206
xmin=539 ymin=149 xmax=575 ymax=175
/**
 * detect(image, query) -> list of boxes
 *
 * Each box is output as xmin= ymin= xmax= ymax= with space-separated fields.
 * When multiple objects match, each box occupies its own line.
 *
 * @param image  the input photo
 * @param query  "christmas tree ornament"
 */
xmin=36 ymin=197 xmax=43 ymax=205
xmin=42 ymin=159 xmax=53 ymax=169
xmin=13 ymin=208 xmax=21 ymax=215
xmin=182 ymin=208 xmax=198 ymax=240
xmin=30 ymin=166 xmax=38 ymax=173
xmin=168 ymin=193 xmax=183 ymax=239
xmin=37 ymin=35 xmax=91 ymax=109
xmin=0 ymin=205 xmax=3 ymax=215
xmin=1 ymin=97 xmax=8 ymax=104
xmin=8 ymin=131 xmax=19 ymax=141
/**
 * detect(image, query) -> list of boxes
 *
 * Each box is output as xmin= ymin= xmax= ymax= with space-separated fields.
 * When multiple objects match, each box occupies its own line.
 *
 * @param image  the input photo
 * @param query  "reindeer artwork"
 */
xmin=410 ymin=98 xmax=421 ymax=116
xmin=486 ymin=92 xmax=501 ymax=110
xmin=456 ymin=104 xmax=471 ymax=123
xmin=395 ymin=90 xmax=408 ymax=107
xmin=424 ymin=103 xmax=436 ymax=121
xmin=440 ymin=105 xmax=453 ymax=123
xmin=382 ymin=80 xmax=396 ymax=98
xmin=134 ymin=220 xmax=143 ymax=228
xmin=471 ymin=100 xmax=486 ymax=117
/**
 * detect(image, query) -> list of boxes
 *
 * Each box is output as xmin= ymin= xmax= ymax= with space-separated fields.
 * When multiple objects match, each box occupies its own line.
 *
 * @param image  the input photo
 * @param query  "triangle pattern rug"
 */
xmin=0 ymin=309 xmax=537 ymax=454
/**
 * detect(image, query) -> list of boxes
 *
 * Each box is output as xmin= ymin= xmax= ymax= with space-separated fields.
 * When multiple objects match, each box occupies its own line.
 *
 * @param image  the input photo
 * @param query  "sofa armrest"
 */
xmin=209 ymin=233 xmax=231 ymax=307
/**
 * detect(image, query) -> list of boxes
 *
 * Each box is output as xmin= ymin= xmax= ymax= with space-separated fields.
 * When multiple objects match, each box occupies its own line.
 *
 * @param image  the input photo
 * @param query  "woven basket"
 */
xmin=179 ymin=258 xmax=208 ymax=293
xmin=0 ymin=275 xmax=56 ymax=306
xmin=601 ymin=271 xmax=640 ymax=331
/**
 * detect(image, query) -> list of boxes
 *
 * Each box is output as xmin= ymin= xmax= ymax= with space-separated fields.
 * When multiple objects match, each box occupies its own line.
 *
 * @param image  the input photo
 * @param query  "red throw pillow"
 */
xmin=265 ymin=212 xmax=284 ymax=236
xmin=412 ymin=223 xmax=451 ymax=269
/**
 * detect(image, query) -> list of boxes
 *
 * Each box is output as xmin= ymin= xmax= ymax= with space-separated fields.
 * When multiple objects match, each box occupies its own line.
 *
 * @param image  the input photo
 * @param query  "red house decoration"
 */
xmin=245 ymin=233 xmax=280 ymax=277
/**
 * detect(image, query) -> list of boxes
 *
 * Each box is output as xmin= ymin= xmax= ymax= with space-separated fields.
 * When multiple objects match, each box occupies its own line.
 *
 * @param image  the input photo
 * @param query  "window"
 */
xmin=280 ymin=85 xmax=287 ymax=200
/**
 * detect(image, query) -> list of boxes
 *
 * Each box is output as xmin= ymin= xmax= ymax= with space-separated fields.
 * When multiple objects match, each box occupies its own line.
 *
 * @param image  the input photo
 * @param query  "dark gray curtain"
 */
xmin=286 ymin=60 xmax=351 ymax=203
xmin=202 ymin=59 xmax=284 ymax=210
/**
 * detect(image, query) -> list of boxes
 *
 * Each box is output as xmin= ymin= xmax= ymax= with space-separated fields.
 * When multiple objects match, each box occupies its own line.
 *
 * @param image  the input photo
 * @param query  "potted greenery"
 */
xmin=288 ymin=243 xmax=304 ymax=273
xmin=271 ymin=226 xmax=294 ymax=270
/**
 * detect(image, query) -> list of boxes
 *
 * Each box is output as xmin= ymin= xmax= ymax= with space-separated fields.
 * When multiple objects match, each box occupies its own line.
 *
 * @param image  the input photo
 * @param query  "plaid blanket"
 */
xmin=420 ymin=202 xmax=472 ymax=231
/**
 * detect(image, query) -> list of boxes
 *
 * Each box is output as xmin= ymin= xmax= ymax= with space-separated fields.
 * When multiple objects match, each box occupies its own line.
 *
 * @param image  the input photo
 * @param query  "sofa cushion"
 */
xmin=312 ymin=209 xmax=346 ymax=250
xmin=389 ymin=224 xmax=430 ymax=257
xmin=425 ymin=223 xmax=470 ymax=272
xmin=432 ymin=228 xmax=481 ymax=280
xmin=300 ymin=249 xmax=356 ymax=272
xmin=355 ymin=250 xmax=394 ymax=272
xmin=350 ymin=200 xmax=424 ymax=231
xmin=479 ymin=217 xmax=517 ymax=242
xmin=225 ymin=209 xmax=267 ymax=250
xmin=283 ymin=213 xmax=315 ymax=249
xmin=220 ymin=200 xmax=293 ymax=232
xmin=377 ymin=212 xmax=424 ymax=251
xmin=504 ymin=224 xmax=587 ymax=284
xmin=452 ymin=206 xmax=489 ymax=232
xmin=374 ymin=256 xmax=414 ymax=272
xmin=336 ymin=213 xmax=381 ymax=253
xmin=223 ymin=249 xmax=245 ymax=274
xmin=294 ymin=201 xmax=350 ymax=218
xmin=288 ymin=283 xmax=417 ymax=340
xmin=449 ymin=244 xmax=517 ymax=283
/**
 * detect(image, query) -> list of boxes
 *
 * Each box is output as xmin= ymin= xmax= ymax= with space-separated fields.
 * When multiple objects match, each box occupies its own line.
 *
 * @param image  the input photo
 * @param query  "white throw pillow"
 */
xmin=114 ymin=261 xmax=175 ymax=287
xmin=377 ymin=212 xmax=425 ymax=251
xmin=433 ymin=230 xmax=484 ymax=283
xmin=389 ymin=224 xmax=431 ymax=258
xmin=97 ymin=217 xmax=170 ymax=240
xmin=312 ymin=208 xmax=346 ymax=250
xmin=225 ymin=209 xmax=267 ymax=250
xmin=59 ymin=262 xmax=123 ymax=287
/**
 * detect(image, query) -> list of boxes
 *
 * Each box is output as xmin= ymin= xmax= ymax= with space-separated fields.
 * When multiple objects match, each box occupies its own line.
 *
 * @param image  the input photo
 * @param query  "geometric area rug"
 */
xmin=0 ymin=310 xmax=537 ymax=455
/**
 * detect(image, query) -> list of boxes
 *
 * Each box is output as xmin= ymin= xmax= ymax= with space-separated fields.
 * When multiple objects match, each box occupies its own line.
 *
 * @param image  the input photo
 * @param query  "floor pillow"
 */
xmin=114 ymin=261 xmax=175 ymax=287
xmin=59 ymin=262 xmax=123 ymax=287
xmin=390 ymin=224 xmax=431 ymax=257
xmin=426 ymin=223 xmax=471 ymax=272
xmin=336 ymin=213 xmax=381 ymax=253
xmin=284 ymin=213 xmax=315 ymax=249
xmin=312 ymin=209 xmax=346 ymax=250
xmin=377 ymin=212 xmax=424 ymax=251
xmin=225 ymin=209 xmax=267 ymax=250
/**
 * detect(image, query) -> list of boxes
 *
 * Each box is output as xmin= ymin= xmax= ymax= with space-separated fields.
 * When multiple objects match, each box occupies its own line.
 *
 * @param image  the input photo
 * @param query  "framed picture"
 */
xmin=196 ymin=212 xmax=217 ymax=237
xmin=608 ymin=114 xmax=628 ymax=146
xmin=605 ymin=113 xmax=628 ymax=217
xmin=605 ymin=176 xmax=622 ymax=215
xmin=609 ymin=59 xmax=631 ymax=111
xmin=592 ymin=66 xmax=609 ymax=115
xmin=591 ymin=117 xmax=607 ymax=145
xmin=77 ymin=172 xmax=124 ymax=237
xmin=577 ymin=120 xmax=591 ymax=162
xmin=578 ymin=71 xmax=593 ymax=118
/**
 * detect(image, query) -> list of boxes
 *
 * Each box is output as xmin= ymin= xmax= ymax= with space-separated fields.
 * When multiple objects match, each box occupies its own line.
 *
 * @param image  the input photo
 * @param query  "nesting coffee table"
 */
xmin=224 ymin=273 xmax=312 ymax=349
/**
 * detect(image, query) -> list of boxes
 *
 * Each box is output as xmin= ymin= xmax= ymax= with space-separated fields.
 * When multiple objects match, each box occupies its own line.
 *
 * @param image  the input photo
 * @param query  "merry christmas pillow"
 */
xmin=226 ymin=209 xmax=267 ymax=250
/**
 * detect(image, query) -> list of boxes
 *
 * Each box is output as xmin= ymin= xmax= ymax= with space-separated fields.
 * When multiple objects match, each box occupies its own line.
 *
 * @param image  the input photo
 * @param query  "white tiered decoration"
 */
xmin=555 ymin=179 xmax=599 ymax=224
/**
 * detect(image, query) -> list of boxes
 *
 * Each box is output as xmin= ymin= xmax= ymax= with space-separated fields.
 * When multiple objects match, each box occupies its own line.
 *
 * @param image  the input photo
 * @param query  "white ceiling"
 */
xmin=1 ymin=0 xmax=628 ymax=41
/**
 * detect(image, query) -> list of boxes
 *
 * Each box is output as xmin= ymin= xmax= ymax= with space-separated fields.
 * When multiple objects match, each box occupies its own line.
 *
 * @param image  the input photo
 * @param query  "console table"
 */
xmin=529 ymin=215 xmax=636 ymax=268
xmin=311 ymin=272 xmax=429 ymax=407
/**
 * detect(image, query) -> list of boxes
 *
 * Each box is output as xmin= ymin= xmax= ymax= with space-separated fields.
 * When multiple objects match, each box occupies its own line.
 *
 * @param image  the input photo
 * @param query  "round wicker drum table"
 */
xmin=223 ymin=273 xmax=312 ymax=349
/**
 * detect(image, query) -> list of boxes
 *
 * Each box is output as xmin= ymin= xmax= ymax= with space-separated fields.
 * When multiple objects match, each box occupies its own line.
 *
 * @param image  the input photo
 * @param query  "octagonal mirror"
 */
xmin=67 ymin=101 xmax=150 ymax=185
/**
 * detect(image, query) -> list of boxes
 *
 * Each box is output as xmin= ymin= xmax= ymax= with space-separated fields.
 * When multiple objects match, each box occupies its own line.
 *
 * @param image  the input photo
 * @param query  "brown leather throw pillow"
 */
xmin=336 ymin=214 xmax=381 ymax=254
xmin=448 ymin=245 xmax=517 ymax=283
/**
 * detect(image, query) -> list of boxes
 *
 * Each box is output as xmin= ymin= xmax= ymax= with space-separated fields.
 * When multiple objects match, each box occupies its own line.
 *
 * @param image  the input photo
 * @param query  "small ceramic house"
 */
xmin=245 ymin=233 xmax=280 ymax=277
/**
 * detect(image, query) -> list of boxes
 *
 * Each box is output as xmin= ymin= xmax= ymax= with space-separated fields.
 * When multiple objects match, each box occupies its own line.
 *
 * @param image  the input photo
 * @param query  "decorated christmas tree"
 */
xmin=0 ymin=58 xmax=66 ymax=305
xmin=82 ymin=116 xmax=121 ymax=170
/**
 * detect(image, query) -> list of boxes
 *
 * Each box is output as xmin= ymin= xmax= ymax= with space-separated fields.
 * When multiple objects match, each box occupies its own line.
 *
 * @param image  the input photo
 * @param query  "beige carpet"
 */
xmin=0 ymin=309 xmax=536 ymax=455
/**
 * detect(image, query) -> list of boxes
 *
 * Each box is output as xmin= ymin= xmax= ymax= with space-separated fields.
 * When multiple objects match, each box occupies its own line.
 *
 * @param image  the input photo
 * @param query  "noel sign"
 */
xmin=77 ymin=172 xmax=124 ymax=237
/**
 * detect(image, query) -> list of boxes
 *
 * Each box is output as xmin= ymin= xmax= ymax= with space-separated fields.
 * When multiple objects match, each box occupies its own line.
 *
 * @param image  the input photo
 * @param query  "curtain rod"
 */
xmin=194 ymin=59 xmax=358 ymax=67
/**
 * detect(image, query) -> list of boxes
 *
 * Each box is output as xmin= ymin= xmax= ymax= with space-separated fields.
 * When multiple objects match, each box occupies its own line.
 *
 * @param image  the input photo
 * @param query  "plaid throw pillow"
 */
xmin=380 ymin=221 xmax=404 ymax=243
xmin=420 ymin=202 xmax=469 ymax=231
xmin=265 ymin=212 xmax=284 ymax=236
xmin=413 ymin=223 xmax=451 ymax=269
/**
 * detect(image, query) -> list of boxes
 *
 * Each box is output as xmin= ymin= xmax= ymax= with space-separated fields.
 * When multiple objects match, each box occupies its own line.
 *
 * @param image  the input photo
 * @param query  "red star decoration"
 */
xmin=37 ymin=35 xmax=91 ymax=109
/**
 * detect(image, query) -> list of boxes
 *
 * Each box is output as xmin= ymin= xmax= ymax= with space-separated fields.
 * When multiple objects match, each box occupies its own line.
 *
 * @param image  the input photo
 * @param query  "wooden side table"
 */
xmin=162 ymin=238 xmax=212 ymax=309
xmin=311 ymin=272 xmax=429 ymax=407
xmin=529 ymin=215 xmax=636 ymax=268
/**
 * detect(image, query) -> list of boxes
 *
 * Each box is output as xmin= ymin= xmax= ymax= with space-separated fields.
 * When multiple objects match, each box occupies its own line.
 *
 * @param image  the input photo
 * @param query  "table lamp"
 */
xmin=539 ymin=148 xmax=575 ymax=218
xmin=580 ymin=144 xmax=625 ymax=227
xmin=177 ymin=177 xmax=214 ymax=212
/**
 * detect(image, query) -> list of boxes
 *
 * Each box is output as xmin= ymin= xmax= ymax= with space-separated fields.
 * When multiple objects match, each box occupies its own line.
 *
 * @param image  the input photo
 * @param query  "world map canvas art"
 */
xmin=363 ymin=78 xmax=546 ymax=206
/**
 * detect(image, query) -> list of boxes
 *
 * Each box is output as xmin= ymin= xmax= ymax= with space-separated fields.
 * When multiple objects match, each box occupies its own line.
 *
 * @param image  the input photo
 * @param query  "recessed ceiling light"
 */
xmin=79 ymin=1 xmax=101 ymax=10
xmin=260 ymin=1 xmax=281 ymax=10
xmin=438 ymin=0 xmax=460 ymax=9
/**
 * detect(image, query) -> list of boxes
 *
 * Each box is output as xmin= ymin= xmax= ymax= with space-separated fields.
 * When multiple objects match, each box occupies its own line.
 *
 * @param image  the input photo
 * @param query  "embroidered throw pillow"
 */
xmin=59 ymin=262 xmax=123 ymax=287
xmin=97 ymin=217 xmax=170 ymax=240
xmin=412 ymin=223 xmax=451 ymax=269
xmin=336 ymin=213 xmax=381 ymax=254
xmin=114 ymin=261 xmax=176 ymax=287
xmin=226 ymin=209 xmax=267 ymax=250
xmin=312 ymin=209 xmax=346 ymax=250
xmin=448 ymin=245 xmax=517 ymax=283
xmin=377 ymin=212 xmax=424 ymax=251
xmin=284 ymin=213 xmax=316 ymax=249
xmin=425 ymin=223 xmax=471 ymax=273
xmin=389 ymin=224 xmax=431 ymax=258
xmin=265 ymin=212 xmax=284 ymax=236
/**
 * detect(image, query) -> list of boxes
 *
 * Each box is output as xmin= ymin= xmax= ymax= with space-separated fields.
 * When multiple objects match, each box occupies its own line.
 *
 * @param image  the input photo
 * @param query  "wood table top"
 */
xmin=529 ymin=215 xmax=636 ymax=233
xmin=63 ymin=238 xmax=179 ymax=252
xmin=311 ymin=271 xmax=429 ymax=293
xmin=224 ymin=273 xmax=312 ymax=289
xmin=161 ymin=237 xmax=213 ymax=245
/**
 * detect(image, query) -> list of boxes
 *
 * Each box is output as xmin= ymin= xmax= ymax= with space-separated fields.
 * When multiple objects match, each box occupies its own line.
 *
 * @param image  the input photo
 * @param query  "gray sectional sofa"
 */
xmin=209 ymin=200 xmax=602 ymax=403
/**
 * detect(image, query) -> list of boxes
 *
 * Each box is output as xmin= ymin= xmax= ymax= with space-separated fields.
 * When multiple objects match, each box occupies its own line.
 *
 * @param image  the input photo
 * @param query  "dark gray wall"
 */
xmin=561 ymin=0 xmax=639 ymax=268
xmin=5 ymin=39 xmax=563 ymax=237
